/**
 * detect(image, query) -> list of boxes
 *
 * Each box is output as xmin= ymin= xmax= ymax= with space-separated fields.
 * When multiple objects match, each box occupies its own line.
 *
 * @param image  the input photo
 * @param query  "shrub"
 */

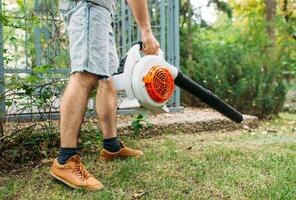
xmin=180 ymin=22 xmax=294 ymax=118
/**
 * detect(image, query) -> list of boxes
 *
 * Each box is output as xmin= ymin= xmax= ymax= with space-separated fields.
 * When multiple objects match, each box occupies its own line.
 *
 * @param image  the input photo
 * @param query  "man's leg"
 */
xmin=96 ymin=79 xmax=118 ymax=138
xmin=60 ymin=72 xmax=97 ymax=148
xmin=51 ymin=72 xmax=103 ymax=190
xmin=96 ymin=78 xmax=143 ymax=160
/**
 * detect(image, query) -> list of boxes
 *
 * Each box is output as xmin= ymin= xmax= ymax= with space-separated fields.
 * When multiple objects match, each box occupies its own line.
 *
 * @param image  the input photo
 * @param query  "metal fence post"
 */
xmin=121 ymin=0 xmax=126 ymax=55
xmin=0 ymin=0 xmax=5 ymax=136
xmin=173 ymin=0 xmax=181 ymax=107
xmin=34 ymin=0 xmax=41 ymax=66
xmin=0 ymin=0 xmax=6 ymax=119
xmin=168 ymin=0 xmax=181 ymax=108
xmin=160 ymin=0 xmax=166 ymax=50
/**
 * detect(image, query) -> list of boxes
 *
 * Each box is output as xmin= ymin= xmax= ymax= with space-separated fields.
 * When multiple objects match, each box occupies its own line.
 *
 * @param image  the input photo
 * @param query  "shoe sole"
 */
xmin=99 ymin=154 xmax=143 ymax=161
xmin=50 ymin=171 xmax=103 ymax=191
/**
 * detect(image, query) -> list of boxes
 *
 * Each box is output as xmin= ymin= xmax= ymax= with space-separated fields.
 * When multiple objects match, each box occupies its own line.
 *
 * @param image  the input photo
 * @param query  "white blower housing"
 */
xmin=113 ymin=44 xmax=178 ymax=113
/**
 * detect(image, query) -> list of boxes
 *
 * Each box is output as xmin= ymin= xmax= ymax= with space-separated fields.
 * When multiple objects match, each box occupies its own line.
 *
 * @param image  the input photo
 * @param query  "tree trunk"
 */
xmin=186 ymin=0 xmax=193 ymax=76
xmin=282 ymin=0 xmax=289 ymax=22
xmin=265 ymin=0 xmax=277 ymax=47
xmin=264 ymin=0 xmax=277 ymax=74
xmin=262 ymin=0 xmax=277 ymax=99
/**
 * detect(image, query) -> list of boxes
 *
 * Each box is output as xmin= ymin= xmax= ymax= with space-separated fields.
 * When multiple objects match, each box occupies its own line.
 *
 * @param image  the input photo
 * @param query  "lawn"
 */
xmin=0 ymin=113 xmax=295 ymax=200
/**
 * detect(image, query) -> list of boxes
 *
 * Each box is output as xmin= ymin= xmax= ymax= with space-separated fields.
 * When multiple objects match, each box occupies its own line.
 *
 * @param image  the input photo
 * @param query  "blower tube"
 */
xmin=174 ymin=72 xmax=243 ymax=123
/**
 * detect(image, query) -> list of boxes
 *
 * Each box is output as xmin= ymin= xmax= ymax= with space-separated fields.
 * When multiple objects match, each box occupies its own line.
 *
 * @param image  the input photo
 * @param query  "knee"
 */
xmin=70 ymin=72 xmax=98 ymax=90
xmin=98 ymin=79 xmax=117 ymax=94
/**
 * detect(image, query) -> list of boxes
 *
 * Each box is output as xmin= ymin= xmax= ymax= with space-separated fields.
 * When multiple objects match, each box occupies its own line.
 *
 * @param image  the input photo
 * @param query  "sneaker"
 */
xmin=50 ymin=155 xmax=103 ymax=190
xmin=99 ymin=141 xmax=143 ymax=161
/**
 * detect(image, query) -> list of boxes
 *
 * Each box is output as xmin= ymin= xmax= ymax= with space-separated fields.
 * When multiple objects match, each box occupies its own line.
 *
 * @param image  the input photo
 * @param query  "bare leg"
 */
xmin=96 ymin=79 xmax=117 ymax=139
xmin=96 ymin=78 xmax=144 ymax=160
xmin=60 ymin=72 xmax=98 ymax=148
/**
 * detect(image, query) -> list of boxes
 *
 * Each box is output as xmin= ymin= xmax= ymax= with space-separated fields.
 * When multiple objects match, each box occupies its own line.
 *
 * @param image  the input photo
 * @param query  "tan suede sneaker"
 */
xmin=99 ymin=141 xmax=143 ymax=161
xmin=50 ymin=155 xmax=103 ymax=190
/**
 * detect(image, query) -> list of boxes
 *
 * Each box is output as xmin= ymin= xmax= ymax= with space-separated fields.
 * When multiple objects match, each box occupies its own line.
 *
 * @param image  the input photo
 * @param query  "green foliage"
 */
xmin=0 ymin=0 xmax=69 ymax=121
xmin=180 ymin=1 xmax=295 ymax=118
xmin=0 ymin=123 xmax=59 ymax=163
xmin=131 ymin=113 xmax=153 ymax=134
xmin=209 ymin=0 xmax=232 ymax=18
xmin=79 ymin=123 xmax=103 ymax=151
xmin=0 ymin=121 xmax=102 ymax=167
xmin=3 ymin=65 xmax=66 ymax=117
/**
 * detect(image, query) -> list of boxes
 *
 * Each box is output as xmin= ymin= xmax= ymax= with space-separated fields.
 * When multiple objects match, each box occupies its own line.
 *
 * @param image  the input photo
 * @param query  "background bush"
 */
xmin=180 ymin=0 xmax=295 ymax=118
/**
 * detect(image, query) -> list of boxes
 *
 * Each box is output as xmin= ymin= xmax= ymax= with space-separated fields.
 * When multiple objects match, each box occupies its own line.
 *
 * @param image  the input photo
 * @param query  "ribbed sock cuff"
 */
xmin=103 ymin=137 xmax=121 ymax=152
xmin=57 ymin=147 xmax=78 ymax=165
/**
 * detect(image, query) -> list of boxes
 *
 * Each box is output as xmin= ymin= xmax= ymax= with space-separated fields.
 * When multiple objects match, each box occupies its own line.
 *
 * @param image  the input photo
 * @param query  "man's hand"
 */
xmin=127 ymin=0 xmax=160 ymax=55
xmin=141 ymin=31 xmax=160 ymax=55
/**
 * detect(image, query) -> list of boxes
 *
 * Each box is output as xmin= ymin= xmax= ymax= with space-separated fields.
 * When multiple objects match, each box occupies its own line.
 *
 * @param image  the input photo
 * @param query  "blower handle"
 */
xmin=174 ymin=72 xmax=243 ymax=123
xmin=137 ymin=41 xmax=164 ymax=57
xmin=138 ymin=41 xmax=144 ymax=50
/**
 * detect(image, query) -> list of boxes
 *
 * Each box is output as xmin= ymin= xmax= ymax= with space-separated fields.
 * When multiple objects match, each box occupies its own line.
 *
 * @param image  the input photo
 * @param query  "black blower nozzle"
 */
xmin=174 ymin=72 xmax=243 ymax=123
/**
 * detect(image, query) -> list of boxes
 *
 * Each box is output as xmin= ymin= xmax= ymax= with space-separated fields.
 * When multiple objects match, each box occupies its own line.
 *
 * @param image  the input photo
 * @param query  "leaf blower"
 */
xmin=112 ymin=43 xmax=243 ymax=123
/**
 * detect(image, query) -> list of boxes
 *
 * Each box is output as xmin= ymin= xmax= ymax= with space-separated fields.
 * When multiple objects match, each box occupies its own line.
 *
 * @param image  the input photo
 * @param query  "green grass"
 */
xmin=0 ymin=113 xmax=296 ymax=199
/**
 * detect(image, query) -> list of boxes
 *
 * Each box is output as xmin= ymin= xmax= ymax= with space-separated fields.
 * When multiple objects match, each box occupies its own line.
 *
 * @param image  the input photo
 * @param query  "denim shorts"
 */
xmin=59 ymin=0 xmax=119 ymax=79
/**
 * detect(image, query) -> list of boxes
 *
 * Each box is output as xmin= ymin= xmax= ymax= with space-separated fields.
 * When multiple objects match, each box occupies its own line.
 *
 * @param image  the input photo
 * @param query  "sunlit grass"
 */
xmin=0 ymin=113 xmax=295 ymax=199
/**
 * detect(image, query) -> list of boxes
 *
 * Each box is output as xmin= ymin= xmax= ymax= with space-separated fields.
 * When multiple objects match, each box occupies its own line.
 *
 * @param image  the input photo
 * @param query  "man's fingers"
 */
xmin=141 ymin=34 xmax=160 ymax=55
xmin=143 ymin=45 xmax=153 ymax=54
xmin=144 ymin=48 xmax=155 ymax=55
xmin=152 ymin=43 xmax=160 ymax=54
xmin=143 ymin=42 xmax=159 ymax=55
xmin=144 ymin=49 xmax=153 ymax=55
xmin=149 ymin=48 xmax=157 ymax=55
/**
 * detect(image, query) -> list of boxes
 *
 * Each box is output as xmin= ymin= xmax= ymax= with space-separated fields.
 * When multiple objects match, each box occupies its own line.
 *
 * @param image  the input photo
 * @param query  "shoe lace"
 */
xmin=73 ymin=159 xmax=90 ymax=181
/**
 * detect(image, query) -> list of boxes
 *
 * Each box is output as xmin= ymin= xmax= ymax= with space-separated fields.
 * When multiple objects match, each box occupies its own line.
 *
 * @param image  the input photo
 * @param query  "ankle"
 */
xmin=103 ymin=137 xmax=121 ymax=152
xmin=57 ymin=147 xmax=78 ymax=165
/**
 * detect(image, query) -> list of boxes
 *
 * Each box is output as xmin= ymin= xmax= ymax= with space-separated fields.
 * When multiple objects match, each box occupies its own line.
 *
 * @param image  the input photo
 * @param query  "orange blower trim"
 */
xmin=143 ymin=66 xmax=175 ymax=103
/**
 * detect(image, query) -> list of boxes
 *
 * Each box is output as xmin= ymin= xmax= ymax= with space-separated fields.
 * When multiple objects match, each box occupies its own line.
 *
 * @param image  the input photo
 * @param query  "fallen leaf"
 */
xmin=132 ymin=190 xmax=146 ymax=199
xmin=186 ymin=146 xmax=192 ymax=150
xmin=41 ymin=158 xmax=53 ymax=164
xmin=243 ymin=125 xmax=250 ymax=130
xmin=265 ymin=128 xmax=277 ymax=133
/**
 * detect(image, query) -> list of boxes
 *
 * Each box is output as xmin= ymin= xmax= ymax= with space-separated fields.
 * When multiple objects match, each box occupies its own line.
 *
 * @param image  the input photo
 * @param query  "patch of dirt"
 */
xmin=117 ymin=108 xmax=258 ymax=136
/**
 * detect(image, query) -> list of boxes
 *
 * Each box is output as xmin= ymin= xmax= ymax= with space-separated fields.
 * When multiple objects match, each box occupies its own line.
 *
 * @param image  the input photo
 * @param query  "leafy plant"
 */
xmin=131 ymin=113 xmax=153 ymax=134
